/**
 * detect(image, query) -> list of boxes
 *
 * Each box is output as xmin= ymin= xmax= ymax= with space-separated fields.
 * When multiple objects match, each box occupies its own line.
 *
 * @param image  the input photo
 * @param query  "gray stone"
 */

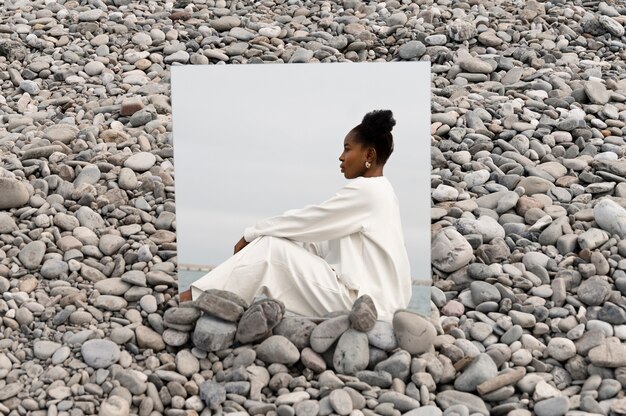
xmin=85 ymin=61 xmax=105 ymax=76
xmin=585 ymin=80 xmax=610 ymax=105
xmin=118 ymin=168 xmax=138 ymax=190
xmin=195 ymin=289 xmax=246 ymax=322
xmin=366 ymin=320 xmax=398 ymax=351
xmin=459 ymin=57 xmax=494 ymax=74
xmin=193 ymin=314 xmax=236 ymax=352
xmin=81 ymin=339 xmax=120 ymax=368
xmin=378 ymin=392 xmax=421 ymax=412
xmin=164 ymin=50 xmax=190 ymax=64
xmin=162 ymin=329 xmax=189 ymax=347
xmin=533 ymin=396 xmax=569 ymax=416
xmin=349 ymin=295 xmax=377 ymax=332
xmin=76 ymin=206 xmax=105 ymax=229
xmin=124 ymin=152 xmax=156 ymax=172
xmin=199 ymin=381 xmax=226 ymax=410
xmin=34 ymin=340 xmax=62 ymax=360
xmin=356 ymin=370 xmax=393 ymax=388
xmin=393 ymin=311 xmax=436 ymax=355
xmin=374 ymin=350 xmax=410 ymax=381
xmin=578 ymin=228 xmax=609 ymax=251
xmin=457 ymin=216 xmax=504 ymax=243
xmin=164 ymin=307 xmax=201 ymax=326
xmin=114 ymin=369 xmax=147 ymax=395
xmin=99 ymin=234 xmax=126 ymax=256
xmin=454 ymin=353 xmax=497 ymax=392
xmin=310 ymin=315 xmax=350 ymax=353
xmin=43 ymin=124 xmax=78 ymax=143
xmin=274 ymin=317 xmax=317 ymax=350
xmin=135 ymin=325 xmax=165 ymax=351
xmin=0 ymin=178 xmax=29 ymax=209
xmin=236 ymin=298 xmax=284 ymax=344
xmin=98 ymin=396 xmax=129 ymax=416
xmin=93 ymin=295 xmax=127 ymax=311
xmin=403 ymin=406 xmax=443 ymax=416
xmin=40 ymin=259 xmax=68 ymax=279
xmin=599 ymin=15 xmax=625 ymax=37
xmin=79 ymin=9 xmax=103 ymax=21
xmin=594 ymin=198 xmax=626 ymax=238
xmin=578 ymin=276 xmax=611 ymax=306
xmin=588 ymin=339 xmax=626 ymax=367
xmin=447 ymin=20 xmax=477 ymax=41
xmin=0 ymin=212 xmax=17 ymax=233
xmin=19 ymin=240 xmax=46 ymax=269
xmin=94 ymin=278 xmax=130 ymax=296
xmin=256 ymin=335 xmax=300 ymax=365
xmin=146 ymin=271 xmax=175 ymax=286
xmin=300 ymin=347 xmax=326 ymax=373
xmin=289 ymin=47 xmax=314 ymax=63
xmin=333 ymin=329 xmax=369 ymax=375
xmin=470 ymin=281 xmax=501 ymax=304
xmin=20 ymin=79 xmax=39 ymax=94
xmin=0 ymin=383 xmax=21 ymax=401
xmin=436 ymin=390 xmax=489 ymax=415
xmin=329 ymin=389 xmax=353 ymax=416
xmin=176 ymin=349 xmax=200 ymax=378
xmin=432 ymin=228 xmax=473 ymax=272
xmin=398 ymin=41 xmax=426 ymax=60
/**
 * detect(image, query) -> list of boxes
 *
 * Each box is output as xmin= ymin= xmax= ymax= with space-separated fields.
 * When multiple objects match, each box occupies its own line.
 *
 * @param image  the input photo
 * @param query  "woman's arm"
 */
xmin=243 ymin=180 xmax=374 ymax=243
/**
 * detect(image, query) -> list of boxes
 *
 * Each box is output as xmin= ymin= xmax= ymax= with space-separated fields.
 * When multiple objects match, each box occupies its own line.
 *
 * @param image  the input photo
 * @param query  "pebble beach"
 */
xmin=2 ymin=0 xmax=626 ymax=415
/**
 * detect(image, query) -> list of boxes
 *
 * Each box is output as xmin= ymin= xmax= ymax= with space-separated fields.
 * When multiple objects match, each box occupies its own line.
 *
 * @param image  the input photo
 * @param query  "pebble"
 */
xmin=431 ymin=228 xmax=473 ymax=272
xmin=135 ymin=325 xmax=166 ymax=351
xmin=236 ymin=299 xmax=284 ymax=343
xmin=0 ymin=178 xmax=30 ymax=209
xmin=256 ymin=335 xmax=300 ymax=365
xmin=33 ymin=341 xmax=62 ymax=360
xmin=333 ymin=329 xmax=369 ymax=375
xmin=81 ymin=339 xmax=120 ymax=369
xmin=349 ymin=295 xmax=377 ymax=332
xmin=393 ymin=311 xmax=436 ymax=355
xmin=310 ymin=315 xmax=350 ymax=353
xmin=124 ymin=152 xmax=156 ymax=172
xmin=329 ymin=389 xmax=353 ymax=415
xmin=546 ymin=338 xmax=576 ymax=361
xmin=274 ymin=317 xmax=317 ymax=350
xmin=594 ymin=197 xmax=626 ymax=237
xmin=454 ymin=354 xmax=497 ymax=392
xmin=533 ymin=396 xmax=569 ymax=416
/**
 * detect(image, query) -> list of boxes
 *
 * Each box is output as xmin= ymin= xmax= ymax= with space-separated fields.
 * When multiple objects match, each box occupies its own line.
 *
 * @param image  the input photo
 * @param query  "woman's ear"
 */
xmin=367 ymin=147 xmax=377 ymax=164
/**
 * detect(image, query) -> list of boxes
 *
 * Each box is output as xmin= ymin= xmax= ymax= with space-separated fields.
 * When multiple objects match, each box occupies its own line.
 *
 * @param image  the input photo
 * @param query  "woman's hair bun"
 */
xmin=362 ymin=109 xmax=396 ymax=135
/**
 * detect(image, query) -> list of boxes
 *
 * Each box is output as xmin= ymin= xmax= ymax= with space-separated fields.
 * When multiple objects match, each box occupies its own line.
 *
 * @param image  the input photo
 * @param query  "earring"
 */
xmin=365 ymin=161 xmax=371 ymax=169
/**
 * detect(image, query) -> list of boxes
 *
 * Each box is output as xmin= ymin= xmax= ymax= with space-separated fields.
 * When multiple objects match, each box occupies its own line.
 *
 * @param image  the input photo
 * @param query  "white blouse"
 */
xmin=243 ymin=176 xmax=412 ymax=321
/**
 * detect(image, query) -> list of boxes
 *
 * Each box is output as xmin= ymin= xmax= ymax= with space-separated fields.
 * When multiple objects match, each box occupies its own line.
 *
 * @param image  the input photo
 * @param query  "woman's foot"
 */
xmin=179 ymin=289 xmax=193 ymax=302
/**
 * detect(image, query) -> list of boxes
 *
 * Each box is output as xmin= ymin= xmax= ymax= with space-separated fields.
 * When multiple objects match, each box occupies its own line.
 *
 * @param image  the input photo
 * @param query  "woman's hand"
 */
xmin=234 ymin=236 xmax=249 ymax=254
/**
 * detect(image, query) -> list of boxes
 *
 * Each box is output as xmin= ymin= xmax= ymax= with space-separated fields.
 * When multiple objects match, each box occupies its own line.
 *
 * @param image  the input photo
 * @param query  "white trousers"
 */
xmin=190 ymin=236 xmax=357 ymax=317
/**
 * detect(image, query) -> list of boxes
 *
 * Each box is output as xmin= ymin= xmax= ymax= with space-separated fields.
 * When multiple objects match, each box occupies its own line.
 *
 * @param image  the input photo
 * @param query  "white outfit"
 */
xmin=191 ymin=176 xmax=412 ymax=322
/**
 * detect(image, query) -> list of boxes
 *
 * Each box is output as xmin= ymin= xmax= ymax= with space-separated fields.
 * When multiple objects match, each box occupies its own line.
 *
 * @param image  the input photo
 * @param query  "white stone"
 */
xmin=431 ymin=228 xmax=473 ymax=272
xmin=432 ymin=184 xmax=459 ymax=202
xmin=594 ymin=198 xmax=626 ymax=238
xmin=546 ymin=337 xmax=576 ymax=361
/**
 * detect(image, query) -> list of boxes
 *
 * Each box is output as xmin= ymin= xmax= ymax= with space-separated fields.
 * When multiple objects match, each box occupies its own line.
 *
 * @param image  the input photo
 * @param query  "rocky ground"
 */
xmin=2 ymin=0 xmax=626 ymax=415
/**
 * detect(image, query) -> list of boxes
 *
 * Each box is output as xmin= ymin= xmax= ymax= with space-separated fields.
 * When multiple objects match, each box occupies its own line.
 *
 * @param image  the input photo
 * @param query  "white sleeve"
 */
xmin=243 ymin=181 xmax=372 ymax=243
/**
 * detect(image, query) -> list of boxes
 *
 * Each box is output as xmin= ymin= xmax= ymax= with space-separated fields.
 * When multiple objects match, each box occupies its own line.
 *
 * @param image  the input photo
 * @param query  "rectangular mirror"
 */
xmin=171 ymin=62 xmax=431 ymax=315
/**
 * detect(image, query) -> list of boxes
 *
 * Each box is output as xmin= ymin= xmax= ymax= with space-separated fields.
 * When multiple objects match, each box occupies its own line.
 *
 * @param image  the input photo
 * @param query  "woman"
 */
xmin=189 ymin=109 xmax=411 ymax=322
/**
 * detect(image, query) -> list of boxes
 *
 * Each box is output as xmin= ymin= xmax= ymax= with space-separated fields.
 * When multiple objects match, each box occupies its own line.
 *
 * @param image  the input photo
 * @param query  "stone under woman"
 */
xmin=187 ymin=109 xmax=411 ymax=322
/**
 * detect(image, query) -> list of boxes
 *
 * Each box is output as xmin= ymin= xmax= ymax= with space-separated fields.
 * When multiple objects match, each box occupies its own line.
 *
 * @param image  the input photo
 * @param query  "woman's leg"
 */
xmin=191 ymin=236 xmax=355 ymax=317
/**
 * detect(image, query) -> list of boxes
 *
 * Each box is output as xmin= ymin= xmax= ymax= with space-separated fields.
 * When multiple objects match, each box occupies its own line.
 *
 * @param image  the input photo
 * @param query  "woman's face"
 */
xmin=339 ymin=132 xmax=370 ymax=179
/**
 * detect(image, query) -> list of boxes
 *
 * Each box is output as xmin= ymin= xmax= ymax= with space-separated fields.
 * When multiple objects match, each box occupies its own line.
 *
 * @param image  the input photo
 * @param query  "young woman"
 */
xmin=188 ymin=109 xmax=411 ymax=322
